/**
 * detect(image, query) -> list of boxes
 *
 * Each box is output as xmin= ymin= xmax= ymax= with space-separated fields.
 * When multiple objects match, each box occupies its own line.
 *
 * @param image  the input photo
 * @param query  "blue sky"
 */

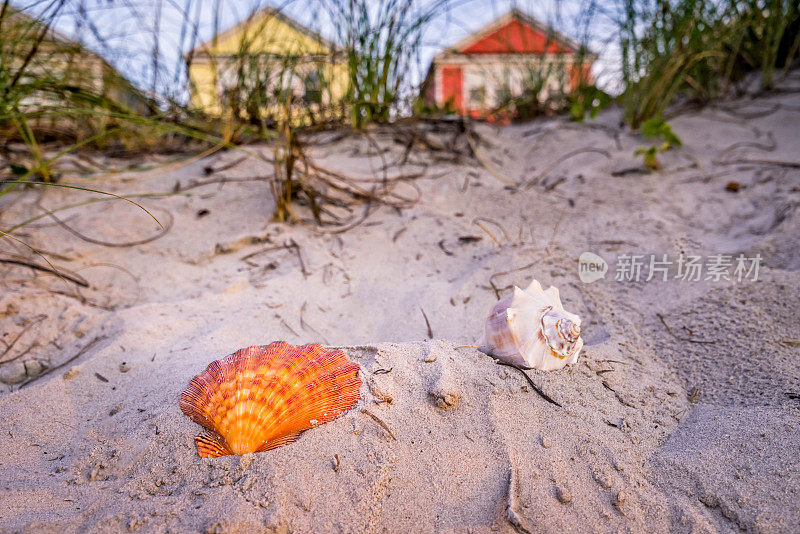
xmin=14 ymin=0 xmax=622 ymax=102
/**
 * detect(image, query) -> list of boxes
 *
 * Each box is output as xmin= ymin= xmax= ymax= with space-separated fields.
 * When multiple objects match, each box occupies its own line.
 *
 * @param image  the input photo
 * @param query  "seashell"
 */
xmin=483 ymin=279 xmax=583 ymax=371
xmin=180 ymin=341 xmax=361 ymax=458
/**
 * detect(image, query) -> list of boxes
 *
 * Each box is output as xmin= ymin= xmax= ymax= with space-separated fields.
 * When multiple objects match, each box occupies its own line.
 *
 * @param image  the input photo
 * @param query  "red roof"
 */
xmin=439 ymin=10 xmax=585 ymax=58
xmin=462 ymin=18 xmax=574 ymax=54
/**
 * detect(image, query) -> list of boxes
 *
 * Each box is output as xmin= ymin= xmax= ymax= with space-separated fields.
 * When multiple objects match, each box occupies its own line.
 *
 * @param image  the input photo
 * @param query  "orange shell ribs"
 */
xmin=180 ymin=342 xmax=361 ymax=458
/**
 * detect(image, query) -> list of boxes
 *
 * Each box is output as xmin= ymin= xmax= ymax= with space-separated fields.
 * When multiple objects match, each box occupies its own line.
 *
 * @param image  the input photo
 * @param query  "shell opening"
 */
xmin=541 ymin=308 xmax=581 ymax=359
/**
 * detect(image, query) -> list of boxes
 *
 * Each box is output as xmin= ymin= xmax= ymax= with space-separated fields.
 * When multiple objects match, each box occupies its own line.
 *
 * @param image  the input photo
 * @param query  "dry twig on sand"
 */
xmin=547 ymin=210 xmax=566 ymax=253
xmin=713 ymin=102 xmax=782 ymax=120
xmin=19 ymin=335 xmax=107 ymax=389
xmin=277 ymin=316 xmax=301 ymax=338
xmin=239 ymin=245 xmax=287 ymax=266
xmin=496 ymin=361 xmax=562 ymax=407
xmin=360 ymin=409 xmax=396 ymax=440
xmin=0 ymin=314 xmax=46 ymax=363
xmin=714 ymin=132 xmax=776 ymax=163
xmin=420 ymin=308 xmax=433 ymax=339
xmin=602 ymin=381 xmax=636 ymax=408
xmin=0 ymin=255 xmax=88 ymax=287
xmin=203 ymin=155 xmax=248 ymax=175
xmin=299 ymin=302 xmax=328 ymax=344
xmin=287 ymin=239 xmax=309 ymax=277
xmin=487 ymin=261 xmax=540 ymax=299
xmin=657 ymin=313 xmax=718 ymax=344
xmin=522 ymin=147 xmax=611 ymax=190
xmin=714 ymin=158 xmax=800 ymax=169
xmin=473 ymin=217 xmax=510 ymax=246
xmin=465 ymin=129 xmax=517 ymax=186
xmin=35 ymin=200 xmax=174 ymax=248
xmin=269 ymin=128 xmax=424 ymax=233
xmin=437 ymin=239 xmax=453 ymax=256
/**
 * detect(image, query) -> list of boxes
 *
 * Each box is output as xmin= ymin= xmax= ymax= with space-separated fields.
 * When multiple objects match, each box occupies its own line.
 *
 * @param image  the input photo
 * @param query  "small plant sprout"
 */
xmin=634 ymin=117 xmax=683 ymax=171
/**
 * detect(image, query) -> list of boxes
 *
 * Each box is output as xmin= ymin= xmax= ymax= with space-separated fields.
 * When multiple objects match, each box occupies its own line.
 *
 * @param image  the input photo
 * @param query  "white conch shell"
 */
xmin=483 ymin=279 xmax=583 ymax=371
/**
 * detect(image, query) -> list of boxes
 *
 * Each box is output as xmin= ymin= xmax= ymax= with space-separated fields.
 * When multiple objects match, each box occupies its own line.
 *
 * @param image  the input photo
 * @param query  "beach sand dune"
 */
xmin=0 ymin=77 xmax=798 ymax=532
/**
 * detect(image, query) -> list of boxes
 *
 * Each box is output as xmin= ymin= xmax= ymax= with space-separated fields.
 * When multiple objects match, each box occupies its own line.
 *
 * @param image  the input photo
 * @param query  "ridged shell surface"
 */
xmin=180 ymin=341 xmax=361 ymax=458
xmin=484 ymin=279 xmax=583 ymax=371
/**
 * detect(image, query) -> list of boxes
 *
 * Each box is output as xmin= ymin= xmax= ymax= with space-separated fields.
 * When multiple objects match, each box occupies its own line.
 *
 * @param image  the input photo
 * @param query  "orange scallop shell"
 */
xmin=180 ymin=341 xmax=361 ymax=458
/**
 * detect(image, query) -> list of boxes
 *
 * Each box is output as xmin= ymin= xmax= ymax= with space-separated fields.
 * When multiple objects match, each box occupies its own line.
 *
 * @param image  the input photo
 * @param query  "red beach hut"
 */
xmin=423 ymin=9 xmax=594 ymax=121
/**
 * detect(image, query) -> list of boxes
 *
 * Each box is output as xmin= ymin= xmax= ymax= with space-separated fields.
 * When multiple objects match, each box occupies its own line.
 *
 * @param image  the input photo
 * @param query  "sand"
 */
xmin=0 ymin=72 xmax=798 ymax=532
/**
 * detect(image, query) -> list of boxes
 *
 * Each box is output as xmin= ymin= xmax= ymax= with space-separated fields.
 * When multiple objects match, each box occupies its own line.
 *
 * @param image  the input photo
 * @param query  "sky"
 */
xmin=13 ymin=0 xmax=624 ymax=103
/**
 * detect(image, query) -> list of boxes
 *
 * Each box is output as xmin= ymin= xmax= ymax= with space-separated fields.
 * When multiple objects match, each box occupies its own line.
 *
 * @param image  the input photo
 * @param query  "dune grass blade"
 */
xmin=0 ymin=229 xmax=77 ymax=289
xmin=326 ymin=0 xmax=449 ymax=128
xmin=619 ymin=0 xmax=800 ymax=128
xmin=0 ymin=181 xmax=164 ymax=229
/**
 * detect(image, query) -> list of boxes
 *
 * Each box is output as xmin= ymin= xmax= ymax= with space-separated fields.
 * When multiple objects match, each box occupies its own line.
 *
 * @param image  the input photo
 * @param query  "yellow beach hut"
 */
xmin=187 ymin=7 xmax=346 ymax=125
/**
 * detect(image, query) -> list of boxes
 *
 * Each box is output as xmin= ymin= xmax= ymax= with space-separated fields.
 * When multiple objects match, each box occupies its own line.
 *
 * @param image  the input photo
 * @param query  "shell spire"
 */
xmin=483 ymin=279 xmax=583 ymax=371
xmin=180 ymin=341 xmax=361 ymax=458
